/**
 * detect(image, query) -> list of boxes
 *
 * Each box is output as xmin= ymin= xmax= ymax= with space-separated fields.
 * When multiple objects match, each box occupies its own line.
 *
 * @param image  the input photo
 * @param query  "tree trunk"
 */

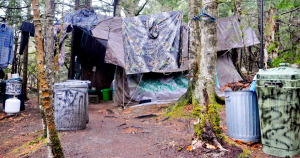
xmin=22 ymin=43 xmax=29 ymax=100
xmin=264 ymin=8 xmax=278 ymax=68
xmin=45 ymin=0 xmax=55 ymax=108
xmin=68 ymin=0 xmax=80 ymax=79
xmin=85 ymin=0 xmax=92 ymax=10
xmin=191 ymin=0 xmax=224 ymax=151
xmin=12 ymin=34 xmax=19 ymax=74
xmin=31 ymin=0 xmax=64 ymax=157
xmin=257 ymin=0 xmax=261 ymax=35
xmin=114 ymin=0 xmax=122 ymax=17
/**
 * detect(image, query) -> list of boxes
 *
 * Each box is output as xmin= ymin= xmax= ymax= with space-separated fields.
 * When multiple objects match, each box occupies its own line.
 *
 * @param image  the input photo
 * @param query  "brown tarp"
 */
xmin=92 ymin=16 xmax=125 ymax=68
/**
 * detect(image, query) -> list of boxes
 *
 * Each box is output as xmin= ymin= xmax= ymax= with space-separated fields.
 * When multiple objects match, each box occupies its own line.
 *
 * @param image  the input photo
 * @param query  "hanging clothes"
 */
xmin=19 ymin=22 xmax=35 ymax=55
xmin=0 ymin=23 xmax=14 ymax=68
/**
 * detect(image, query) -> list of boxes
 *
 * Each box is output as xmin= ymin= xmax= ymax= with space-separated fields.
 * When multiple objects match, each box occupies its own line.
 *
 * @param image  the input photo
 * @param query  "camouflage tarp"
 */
xmin=122 ymin=10 xmax=183 ymax=74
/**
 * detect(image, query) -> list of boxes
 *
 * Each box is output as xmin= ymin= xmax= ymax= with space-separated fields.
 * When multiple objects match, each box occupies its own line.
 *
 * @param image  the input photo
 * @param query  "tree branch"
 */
xmin=98 ymin=0 xmax=113 ymax=6
xmin=54 ymin=2 xmax=74 ymax=8
xmin=281 ymin=6 xmax=300 ymax=15
xmin=135 ymin=0 xmax=148 ymax=16
xmin=0 ymin=5 xmax=30 ymax=9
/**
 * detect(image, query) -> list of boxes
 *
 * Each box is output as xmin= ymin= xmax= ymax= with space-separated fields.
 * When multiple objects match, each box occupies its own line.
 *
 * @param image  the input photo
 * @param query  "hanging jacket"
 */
xmin=0 ymin=23 xmax=14 ymax=68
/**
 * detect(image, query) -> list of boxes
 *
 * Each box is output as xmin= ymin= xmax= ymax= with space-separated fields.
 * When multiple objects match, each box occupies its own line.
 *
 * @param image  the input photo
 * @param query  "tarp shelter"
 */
xmin=57 ymin=9 xmax=259 ymax=106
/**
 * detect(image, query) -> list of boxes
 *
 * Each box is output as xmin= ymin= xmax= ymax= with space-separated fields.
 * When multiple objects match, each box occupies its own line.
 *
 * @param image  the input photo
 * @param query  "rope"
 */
xmin=123 ymin=73 xmax=144 ymax=109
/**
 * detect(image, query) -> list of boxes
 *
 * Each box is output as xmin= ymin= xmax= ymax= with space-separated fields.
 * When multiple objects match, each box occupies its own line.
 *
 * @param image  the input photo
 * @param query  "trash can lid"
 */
xmin=256 ymin=64 xmax=300 ymax=80
xmin=66 ymin=80 xmax=91 ymax=84
xmin=54 ymin=82 xmax=88 ymax=88
xmin=102 ymin=88 xmax=111 ymax=92
xmin=5 ymin=80 xmax=22 ymax=84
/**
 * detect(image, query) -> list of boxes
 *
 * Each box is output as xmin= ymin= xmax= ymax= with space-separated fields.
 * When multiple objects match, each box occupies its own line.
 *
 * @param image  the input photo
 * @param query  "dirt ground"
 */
xmin=1 ymin=98 xmax=300 ymax=158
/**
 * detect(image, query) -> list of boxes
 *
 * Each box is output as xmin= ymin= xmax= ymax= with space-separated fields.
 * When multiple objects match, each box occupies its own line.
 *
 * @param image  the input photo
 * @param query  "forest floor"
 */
xmin=1 ymin=97 xmax=299 ymax=158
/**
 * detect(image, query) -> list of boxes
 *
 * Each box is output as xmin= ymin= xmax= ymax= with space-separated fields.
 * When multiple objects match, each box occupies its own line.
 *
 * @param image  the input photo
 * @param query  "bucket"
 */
xmin=102 ymin=88 xmax=111 ymax=101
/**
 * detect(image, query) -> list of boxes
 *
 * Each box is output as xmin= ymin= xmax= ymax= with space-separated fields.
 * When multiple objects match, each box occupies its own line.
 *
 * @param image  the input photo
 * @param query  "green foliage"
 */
xmin=270 ymin=57 xmax=286 ymax=67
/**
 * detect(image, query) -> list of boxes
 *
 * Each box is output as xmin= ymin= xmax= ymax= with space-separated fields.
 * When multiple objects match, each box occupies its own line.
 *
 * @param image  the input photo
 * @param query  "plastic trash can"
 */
xmin=54 ymin=82 xmax=88 ymax=130
xmin=102 ymin=88 xmax=111 ymax=101
xmin=225 ymin=89 xmax=261 ymax=142
xmin=256 ymin=63 xmax=300 ymax=157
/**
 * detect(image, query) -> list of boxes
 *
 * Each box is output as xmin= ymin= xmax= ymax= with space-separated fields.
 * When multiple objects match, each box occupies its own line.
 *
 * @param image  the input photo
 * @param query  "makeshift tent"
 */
xmin=56 ymin=9 xmax=259 ymax=106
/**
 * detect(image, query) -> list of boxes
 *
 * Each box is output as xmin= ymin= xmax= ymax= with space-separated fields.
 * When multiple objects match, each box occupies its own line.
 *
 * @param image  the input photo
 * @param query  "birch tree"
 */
xmin=31 ymin=0 xmax=64 ymax=157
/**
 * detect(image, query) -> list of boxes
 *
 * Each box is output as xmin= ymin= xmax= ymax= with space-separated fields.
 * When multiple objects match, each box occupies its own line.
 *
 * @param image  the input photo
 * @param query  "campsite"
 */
xmin=0 ymin=0 xmax=300 ymax=157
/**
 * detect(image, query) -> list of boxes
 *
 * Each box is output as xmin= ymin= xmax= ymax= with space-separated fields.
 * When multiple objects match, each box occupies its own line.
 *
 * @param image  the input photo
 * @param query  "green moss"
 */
xmin=207 ymin=104 xmax=222 ymax=135
xmin=215 ymin=92 xmax=225 ymax=105
xmin=28 ymin=135 xmax=46 ymax=146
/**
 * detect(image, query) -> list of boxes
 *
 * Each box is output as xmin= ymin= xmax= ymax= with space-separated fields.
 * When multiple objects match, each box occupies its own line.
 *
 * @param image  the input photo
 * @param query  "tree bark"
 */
xmin=114 ymin=0 xmax=122 ymax=17
xmin=22 ymin=43 xmax=29 ymax=100
xmin=264 ymin=8 xmax=278 ymax=68
xmin=192 ymin=0 xmax=224 ymax=150
xmin=85 ymin=0 xmax=92 ymax=10
xmin=31 ymin=0 xmax=64 ymax=157
xmin=68 ymin=0 xmax=80 ymax=79
xmin=12 ymin=34 xmax=19 ymax=74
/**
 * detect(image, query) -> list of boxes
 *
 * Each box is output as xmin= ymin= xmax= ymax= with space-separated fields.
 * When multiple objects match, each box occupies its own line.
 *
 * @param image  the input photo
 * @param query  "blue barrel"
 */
xmin=225 ymin=89 xmax=261 ymax=142
xmin=54 ymin=82 xmax=88 ymax=131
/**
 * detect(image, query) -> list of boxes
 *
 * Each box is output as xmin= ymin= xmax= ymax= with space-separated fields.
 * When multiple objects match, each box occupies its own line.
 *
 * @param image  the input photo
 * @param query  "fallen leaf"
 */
xmin=187 ymin=146 xmax=192 ymax=151
xmin=205 ymin=143 xmax=217 ymax=149
xmin=235 ymin=140 xmax=243 ymax=145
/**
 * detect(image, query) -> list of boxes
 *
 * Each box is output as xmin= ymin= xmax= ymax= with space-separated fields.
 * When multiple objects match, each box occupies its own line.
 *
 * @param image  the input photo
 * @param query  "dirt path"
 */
xmin=2 ymin=99 xmax=299 ymax=157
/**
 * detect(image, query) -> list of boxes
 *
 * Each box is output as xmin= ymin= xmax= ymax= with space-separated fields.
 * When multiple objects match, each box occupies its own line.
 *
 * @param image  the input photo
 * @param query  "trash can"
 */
xmin=66 ymin=80 xmax=90 ymax=123
xmin=2 ymin=78 xmax=25 ymax=111
xmin=225 ymin=89 xmax=261 ymax=142
xmin=54 ymin=82 xmax=88 ymax=130
xmin=102 ymin=88 xmax=111 ymax=101
xmin=256 ymin=63 xmax=300 ymax=157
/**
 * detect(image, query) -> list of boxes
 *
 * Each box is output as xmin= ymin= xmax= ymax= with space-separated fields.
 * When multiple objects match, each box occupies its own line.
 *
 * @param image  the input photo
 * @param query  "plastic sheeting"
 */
xmin=56 ymin=9 xmax=98 ymax=34
xmin=216 ymin=52 xmax=243 ymax=88
xmin=122 ymin=10 xmax=183 ymax=74
xmin=127 ymin=73 xmax=188 ymax=102
xmin=217 ymin=15 xmax=260 ymax=51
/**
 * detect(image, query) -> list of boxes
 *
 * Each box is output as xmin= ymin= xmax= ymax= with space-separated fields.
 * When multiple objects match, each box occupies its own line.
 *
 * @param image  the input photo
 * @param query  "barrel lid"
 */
xmin=5 ymin=80 xmax=22 ymax=83
xmin=102 ymin=88 xmax=111 ymax=92
xmin=66 ymin=80 xmax=91 ymax=84
xmin=256 ymin=64 xmax=300 ymax=80
xmin=54 ymin=82 xmax=88 ymax=88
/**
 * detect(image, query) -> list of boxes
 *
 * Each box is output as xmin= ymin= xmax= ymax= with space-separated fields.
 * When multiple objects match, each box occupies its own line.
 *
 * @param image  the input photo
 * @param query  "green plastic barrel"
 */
xmin=102 ymin=88 xmax=111 ymax=101
xmin=256 ymin=63 xmax=300 ymax=157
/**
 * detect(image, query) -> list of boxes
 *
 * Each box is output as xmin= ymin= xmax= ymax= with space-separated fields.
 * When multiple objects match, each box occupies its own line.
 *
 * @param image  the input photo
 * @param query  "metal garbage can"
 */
xmin=225 ymin=89 xmax=261 ymax=142
xmin=54 ymin=82 xmax=88 ymax=130
xmin=66 ymin=80 xmax=90 ymax=123
xmin=256 ymin=63 xmax=300 ymax=157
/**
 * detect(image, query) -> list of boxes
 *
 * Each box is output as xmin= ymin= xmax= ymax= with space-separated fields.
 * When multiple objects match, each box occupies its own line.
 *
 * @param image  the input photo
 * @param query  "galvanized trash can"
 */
xmin=54 ymin=82 xmax=88 ymax=130
xmin=225 ymin=89 xmax=261 ymax=143
xmin=256 ymin=63 xmax=300 ymax=157
xmin=66 ymin=80 xmax=90 ymax=123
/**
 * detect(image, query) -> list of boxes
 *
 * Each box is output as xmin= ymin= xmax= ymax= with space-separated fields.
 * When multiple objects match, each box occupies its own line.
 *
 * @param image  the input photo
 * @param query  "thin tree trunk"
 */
xmin=22 ymin=43 xmax=29 ymax=100
xmin=264 ymin=8 xmax=278 ymax=68
xmin=85 ymin=0 xmax=91 ymax=10
xmin=31 ymin=0 xmax=64 ymax=157
xmin=114 ymin=0 xmax=121 ymax=17
xmin=45 ymin=0 xmax=55 ymax=101
xmin=68 ymin=0 xmax=80 ymax=79
xmin=12 ymin=35 xmax=19 ymax=74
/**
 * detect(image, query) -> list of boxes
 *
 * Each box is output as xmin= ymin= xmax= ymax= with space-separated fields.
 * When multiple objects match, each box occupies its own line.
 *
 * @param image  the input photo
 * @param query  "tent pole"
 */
xmin=260 ymin=0 xmax=263 ymax=69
